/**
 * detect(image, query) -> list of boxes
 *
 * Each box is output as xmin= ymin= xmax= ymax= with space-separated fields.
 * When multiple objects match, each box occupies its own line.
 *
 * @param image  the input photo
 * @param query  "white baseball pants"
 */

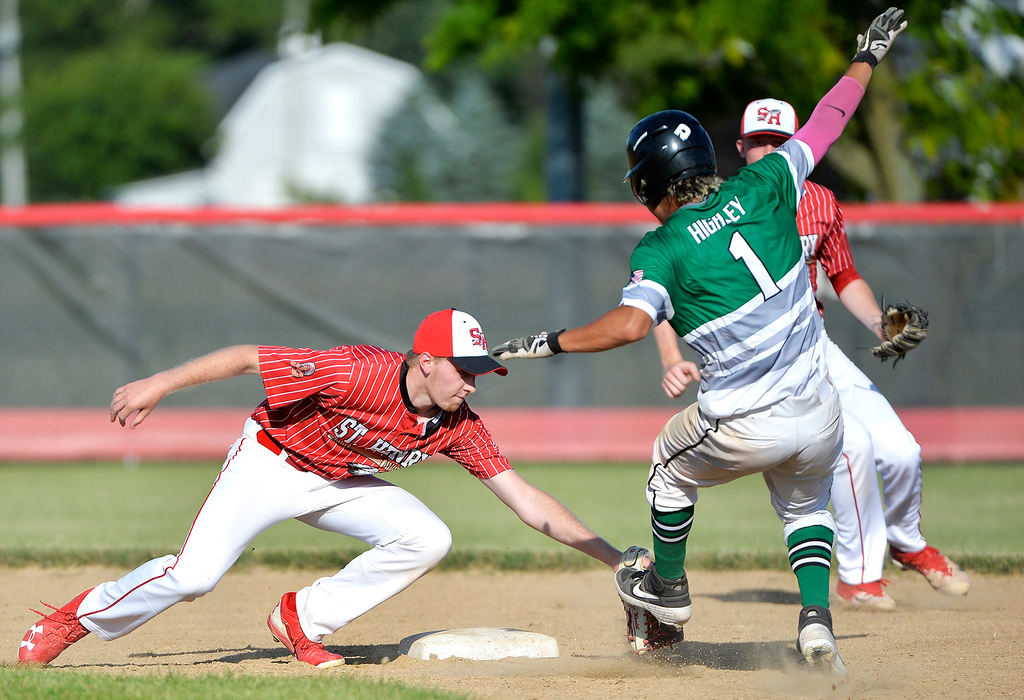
xmin=826 ymin=338 xmax=926 ymax=585
xmin=77 ymin=419 xmax=452 ymax=643
xmin=646 ymin=378 xmax=843 ymax=540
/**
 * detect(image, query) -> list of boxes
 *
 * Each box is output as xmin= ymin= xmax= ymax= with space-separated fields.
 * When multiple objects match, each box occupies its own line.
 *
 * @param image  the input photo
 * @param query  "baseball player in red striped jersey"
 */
xmin=19 ymin=308 xmax=622 ymax=668
xmin=655 ymin=98 xmax=969 ymax=610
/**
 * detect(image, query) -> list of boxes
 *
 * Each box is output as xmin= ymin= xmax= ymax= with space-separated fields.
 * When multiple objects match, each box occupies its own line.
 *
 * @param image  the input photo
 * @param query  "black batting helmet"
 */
xmin=623 ymin=110 xmax=717 ymax=207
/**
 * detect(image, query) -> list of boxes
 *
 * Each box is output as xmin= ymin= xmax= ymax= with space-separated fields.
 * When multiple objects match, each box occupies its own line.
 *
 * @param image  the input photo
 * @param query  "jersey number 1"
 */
xmin=729 ymin=232 xmax=780 ymax=301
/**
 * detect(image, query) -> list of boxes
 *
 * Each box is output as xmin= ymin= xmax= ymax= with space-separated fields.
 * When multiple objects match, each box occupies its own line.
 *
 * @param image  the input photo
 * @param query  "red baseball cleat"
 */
xmin=267 ymin=592 xmax=345 ymax=668
xmin=836 ymin=578 xmax=895 ymax=610
xmin=18 ymin=587 xmax=94 ymax=665
xmin=890 ymin=545 xmax=970 ymax=595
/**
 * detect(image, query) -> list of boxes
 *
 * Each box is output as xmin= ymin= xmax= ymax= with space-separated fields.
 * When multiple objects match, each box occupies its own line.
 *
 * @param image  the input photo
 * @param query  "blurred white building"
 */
xmin=116 ymin=41 xmax=440 ymax=207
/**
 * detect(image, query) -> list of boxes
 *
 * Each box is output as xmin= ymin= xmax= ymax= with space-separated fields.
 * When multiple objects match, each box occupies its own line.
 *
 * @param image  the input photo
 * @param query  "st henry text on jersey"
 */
xmin=331 ymin=416 xmax=429 ymax=474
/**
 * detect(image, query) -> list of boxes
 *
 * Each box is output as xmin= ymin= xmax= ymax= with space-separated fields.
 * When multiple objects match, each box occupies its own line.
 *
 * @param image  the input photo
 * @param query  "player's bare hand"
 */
xmin=492 ymin=330 xmax=564 ymax=360
xmin=853 ymin=7 xmax=907 ymax=67
xmin=109 ymin=377 xmax=169 ymax=429
xmin=618 ymin=545 xmax=652 ymax=572
xmin=662 ymin=361 xmax=700 ymax=399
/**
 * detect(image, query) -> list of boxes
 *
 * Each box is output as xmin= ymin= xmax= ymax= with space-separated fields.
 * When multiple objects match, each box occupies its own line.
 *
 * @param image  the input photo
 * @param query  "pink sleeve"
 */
xmin=792 ymin=76 xmax=866 ymax=166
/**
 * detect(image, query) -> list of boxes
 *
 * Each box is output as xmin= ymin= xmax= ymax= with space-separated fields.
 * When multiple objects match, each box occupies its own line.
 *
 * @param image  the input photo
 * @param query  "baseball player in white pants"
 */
xmin=488 ymin=15 xmax=922 ymax=669
xmin=656 ymin=94 xmax=969 ymax=609
xmin=825 ymin=340 xmax=967 ymax=601
xmin=67 ymin=417 xmax=459 ymax=643
xmin=19 ymin=309 xmax=623 ymax=668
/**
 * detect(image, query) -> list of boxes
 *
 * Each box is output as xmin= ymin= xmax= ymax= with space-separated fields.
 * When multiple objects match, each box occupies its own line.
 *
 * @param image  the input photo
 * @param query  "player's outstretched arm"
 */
xmin=482 ymin=469 xmax=621 ymax=568
xmin=493 ymin=306 xmax=653 ymax=360
xmin=794 ymin=8 xmax=907 ymax=165
xmin=110 ymin=344 xmax=260 ymax=429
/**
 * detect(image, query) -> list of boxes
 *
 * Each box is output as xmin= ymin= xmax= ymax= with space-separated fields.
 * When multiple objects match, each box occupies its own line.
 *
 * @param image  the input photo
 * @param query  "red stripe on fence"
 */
xmin=1 ymin=407 xmax=1021 ymax=463
xmin=1 ymin=202 xmax=1023 ymax=227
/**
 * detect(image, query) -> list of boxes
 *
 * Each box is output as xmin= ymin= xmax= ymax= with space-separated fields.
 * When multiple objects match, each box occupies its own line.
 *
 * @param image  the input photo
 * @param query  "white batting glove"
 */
xmin=491 ymin=330 xmax=564 ymax=360
xmin=853 ymin=7 xmax=908 ymax=67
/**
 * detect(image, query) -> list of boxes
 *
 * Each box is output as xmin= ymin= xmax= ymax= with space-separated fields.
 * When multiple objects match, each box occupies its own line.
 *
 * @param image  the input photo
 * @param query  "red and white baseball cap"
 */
xmin=739 ymin=98 xmax=799 ymax=138
xmin=413 ymin=309 xmax=508 ymax=376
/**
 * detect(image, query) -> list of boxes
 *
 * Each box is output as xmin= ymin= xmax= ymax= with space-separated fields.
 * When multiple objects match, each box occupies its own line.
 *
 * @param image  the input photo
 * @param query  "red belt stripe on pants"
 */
xmin=255 ymin=429 xmax=287 ymax=456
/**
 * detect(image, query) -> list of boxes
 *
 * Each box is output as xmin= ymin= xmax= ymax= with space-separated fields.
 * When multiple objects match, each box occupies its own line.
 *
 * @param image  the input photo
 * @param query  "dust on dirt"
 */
xmin=3 ymin=566 xmax=1019 ymax=699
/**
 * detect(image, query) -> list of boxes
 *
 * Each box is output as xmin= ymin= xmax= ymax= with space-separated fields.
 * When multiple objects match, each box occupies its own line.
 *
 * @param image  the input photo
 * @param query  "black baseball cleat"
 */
xmin=797 ymin=605 xmax=848 ymax=678
xmin=615 ymin=565 xmax=692 ymax=628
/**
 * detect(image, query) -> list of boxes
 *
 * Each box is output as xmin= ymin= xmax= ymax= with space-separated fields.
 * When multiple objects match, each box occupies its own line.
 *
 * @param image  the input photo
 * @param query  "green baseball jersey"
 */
xmin=621 ymin=140 xmax=828 ymax=418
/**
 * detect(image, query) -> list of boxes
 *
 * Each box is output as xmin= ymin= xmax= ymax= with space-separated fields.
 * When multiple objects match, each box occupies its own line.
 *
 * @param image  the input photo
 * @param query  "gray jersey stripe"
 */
xmin=684 ymin=260 xmax=808 ymax=343
xmin=684 ymin=262 xmax=819 ymax=368
xmin=690 ymin=287 xmax=821 ymax=376
xmin=620 ymin=279 xmax=673 ymax=324
xmin=684 ymin=263 xmax=827 ymax=415
xmin=703 ymin=311 xmax=822 ymax=391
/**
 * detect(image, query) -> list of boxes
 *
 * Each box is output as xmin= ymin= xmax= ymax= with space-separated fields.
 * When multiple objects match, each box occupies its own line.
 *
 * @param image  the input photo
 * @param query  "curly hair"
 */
xmin=665 ymin=174 xmax=724 ymax=206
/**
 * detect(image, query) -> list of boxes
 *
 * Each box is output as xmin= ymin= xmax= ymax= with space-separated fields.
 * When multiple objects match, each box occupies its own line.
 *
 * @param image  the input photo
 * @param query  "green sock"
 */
xmin=787 ymin=525 xmax=834 ymax=608
xmin=650 ymin=506 xmax=694 ymax=580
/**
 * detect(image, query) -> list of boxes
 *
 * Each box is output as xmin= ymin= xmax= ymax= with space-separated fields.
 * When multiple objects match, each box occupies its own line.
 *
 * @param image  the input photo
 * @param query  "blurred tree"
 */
xmin=314 ymin=0 xmax=1024 ymax=202
xmin=424 ymin=0 xmax=849 ymax=197
xmin=18 ymin=0 xmax=283 ymax=201
xmin=311 ymin=0 xmax=550 ymax=201
xmin=312 ymin=0 xmax=596 ymax=201
xmin=901 ymin=1 xmax=1024 ymax=201
xmin=14 ymin=0 xmax=1022 ymax=202
xmin=312 ymin=0 xmax=639 ymax=202
xmin=374 ymin=75 xmax=526 ymax=201
xmin=585 ymin=84 xmax=640 ymax=202
xmin=23 ymin=43 xmax=213 ymax=201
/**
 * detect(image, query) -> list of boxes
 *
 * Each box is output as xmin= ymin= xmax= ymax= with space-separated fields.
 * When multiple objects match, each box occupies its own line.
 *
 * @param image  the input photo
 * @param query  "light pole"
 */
xmin=0 ymin=0 xmax=26 ymax=205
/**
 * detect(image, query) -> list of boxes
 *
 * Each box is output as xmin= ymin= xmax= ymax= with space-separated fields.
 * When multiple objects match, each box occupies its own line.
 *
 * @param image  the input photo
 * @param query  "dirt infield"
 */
xmin=3 ymin=566 xmax=1020 ymax=698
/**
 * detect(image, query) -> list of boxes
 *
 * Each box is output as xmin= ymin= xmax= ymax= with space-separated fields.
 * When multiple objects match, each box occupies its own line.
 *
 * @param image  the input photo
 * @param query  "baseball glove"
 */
xmin=871 ymin=301 xmax=929 ymax=364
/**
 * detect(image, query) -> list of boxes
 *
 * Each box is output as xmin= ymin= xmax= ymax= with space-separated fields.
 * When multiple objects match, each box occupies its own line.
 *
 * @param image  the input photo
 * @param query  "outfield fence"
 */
xmin=1 ymin=202 xmax=1022 ymax=460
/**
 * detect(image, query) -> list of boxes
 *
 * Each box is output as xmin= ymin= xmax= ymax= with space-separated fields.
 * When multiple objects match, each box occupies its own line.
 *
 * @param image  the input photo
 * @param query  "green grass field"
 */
xmin=0 ymin=668 xmax=471 ymax=700
xmin=2 ymin=460 xmax=1022 ymax=698
xmin=1 ymin=460 xmax=1022 ymax=571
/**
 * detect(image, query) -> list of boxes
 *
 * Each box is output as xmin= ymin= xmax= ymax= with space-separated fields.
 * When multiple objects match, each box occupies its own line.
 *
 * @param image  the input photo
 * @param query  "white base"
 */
xmin=399 ymin=627 xmax=559 ymax=661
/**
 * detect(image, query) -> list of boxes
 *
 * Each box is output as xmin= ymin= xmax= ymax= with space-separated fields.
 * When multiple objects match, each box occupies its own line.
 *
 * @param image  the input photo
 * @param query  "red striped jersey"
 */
xmin=796 ymin=180 xmax=861 ymax=316
xmin=250 ymin=344 xmax=511 ymax=481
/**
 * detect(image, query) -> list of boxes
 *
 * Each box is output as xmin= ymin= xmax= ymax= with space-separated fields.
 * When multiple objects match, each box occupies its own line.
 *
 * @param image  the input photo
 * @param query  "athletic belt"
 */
xmin=255 ymin=428 xmax=287 ymax=456
xmin=255 ymin=426 xmax=393 ymax=475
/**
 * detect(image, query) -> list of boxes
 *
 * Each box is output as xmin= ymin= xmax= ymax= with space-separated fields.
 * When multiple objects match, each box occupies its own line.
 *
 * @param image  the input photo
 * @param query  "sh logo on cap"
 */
xmin=413 ymin=309 xmax=508 ymax=376
xmin=740 ymin=98 xmax=799 ymax=138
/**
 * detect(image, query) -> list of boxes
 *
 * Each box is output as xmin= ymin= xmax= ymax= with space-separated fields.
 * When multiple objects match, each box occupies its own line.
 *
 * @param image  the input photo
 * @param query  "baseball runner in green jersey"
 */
xmin=494 ymin=7 xmax=909 ymax=676
xmin=629 ymin=151 xmax=824 ymax=419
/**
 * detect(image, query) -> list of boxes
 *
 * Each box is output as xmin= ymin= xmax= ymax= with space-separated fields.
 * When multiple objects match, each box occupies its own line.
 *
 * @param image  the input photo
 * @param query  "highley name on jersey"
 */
xmin=331 ymin=415 xmax=429 ymax=473
xmin=686 ymin=195 xmax=747 ymax=244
